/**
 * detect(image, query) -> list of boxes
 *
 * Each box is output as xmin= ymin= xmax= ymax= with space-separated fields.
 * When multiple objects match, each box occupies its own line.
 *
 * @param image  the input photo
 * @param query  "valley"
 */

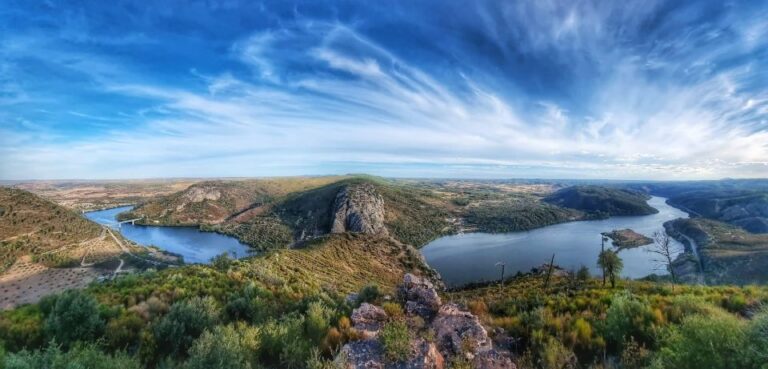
xmin=2 ymin=176 xmax=768 ymax=369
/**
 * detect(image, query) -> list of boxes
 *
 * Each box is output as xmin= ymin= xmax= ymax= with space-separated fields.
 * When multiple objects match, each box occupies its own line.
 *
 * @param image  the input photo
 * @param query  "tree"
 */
xmin=153 ymin=297 xmax=220 ymax=358
xmin=185 ymin=324 xmax=260 ymax=369
xmin=44 ymin=290 xmax=105 ymax=348
xmin=649 ymin=231 xmax=681 ymax=282
xmin=597 ymin=250 xmax=623 ymax=288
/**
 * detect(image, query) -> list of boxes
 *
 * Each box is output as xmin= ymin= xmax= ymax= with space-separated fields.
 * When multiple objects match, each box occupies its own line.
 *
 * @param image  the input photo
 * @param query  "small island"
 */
xmin=602 ymin=228 xmax=653 ymax=249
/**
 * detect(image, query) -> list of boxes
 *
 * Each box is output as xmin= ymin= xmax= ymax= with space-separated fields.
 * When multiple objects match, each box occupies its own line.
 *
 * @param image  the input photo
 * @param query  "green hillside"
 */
xmin=544 ymin=185 xmax=658 ymax=217
xmin=0 ymin=188 xmax=102 ymax=271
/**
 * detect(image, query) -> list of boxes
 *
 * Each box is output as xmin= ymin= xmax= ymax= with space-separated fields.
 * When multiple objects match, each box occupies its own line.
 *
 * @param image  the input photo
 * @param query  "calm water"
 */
xmin=85 ymin=206 xmax=252 ymax=264
xmin=421 ymin=196 xmax=688 ymax=287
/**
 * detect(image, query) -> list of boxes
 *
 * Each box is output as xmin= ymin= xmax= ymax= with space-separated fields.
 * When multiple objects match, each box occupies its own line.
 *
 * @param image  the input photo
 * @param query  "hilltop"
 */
xmin=0 ymin=188 xmax=102 ymax=271
xmin=544 ymin=185 xmax=658 ymax=217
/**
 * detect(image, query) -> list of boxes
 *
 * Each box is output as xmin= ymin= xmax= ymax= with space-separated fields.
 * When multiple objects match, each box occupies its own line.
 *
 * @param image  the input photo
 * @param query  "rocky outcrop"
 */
xmin=339 ymin=338 xmax=444 ymax=369
xmin=182 ymin=184 xmax=222 ymax=203
xmin=398 ymin=274 xmax=442 ymax=320
xmin=337 ymin=274 xmax=515 ymax=369
xmin=352 ymin=303 xmax=389 ymax=338
xmin=432 ymin=303 xmax=492 ymax=358
xmin=331 ymin=184 xmax=388 ymax=235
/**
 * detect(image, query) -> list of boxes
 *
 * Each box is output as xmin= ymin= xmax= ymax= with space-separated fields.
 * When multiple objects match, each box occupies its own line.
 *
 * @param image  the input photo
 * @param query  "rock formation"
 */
xmin=337 ymin=274 xmax=516 ymax=369
xmin=331 ymin=183 xmax=388 ymax=235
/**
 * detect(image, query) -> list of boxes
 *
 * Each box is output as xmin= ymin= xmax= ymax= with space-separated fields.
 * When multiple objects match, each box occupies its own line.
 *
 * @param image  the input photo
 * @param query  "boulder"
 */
xmin=431 ymin=303 xmax=492 ymax=358
xmin=352 ymin=303 xmax=389 ymax=338
xmin=471 ymin=350 xmax=516 ymax=369
xmin=331 ymin=183 xmax=388 ymax=235
xmin=338 ymin=338 xmax=444 ymax=369
xmin=399 ymin=274 xmax=442 ymax=320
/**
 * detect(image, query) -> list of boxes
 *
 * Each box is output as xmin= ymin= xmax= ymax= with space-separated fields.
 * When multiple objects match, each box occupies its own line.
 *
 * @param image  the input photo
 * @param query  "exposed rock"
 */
xmin=338 ymin=339 xmax=444 ymax=369
xmin=182 ymin=185 xmax=222 ymax=203
xmin=432 ymin=303 xmax=492 ymax=358
xmin=399 ymin=273 xmax=442 ymax=320
xmin=331 ymin=183 xmax=388 ymax=235
xmin=338 ymin=274 xmax=515 ymax=369
xmin=352 ymin=303 xmax=389 ymax=338
xmin=471 ymin=350 xmax=516 ymax=369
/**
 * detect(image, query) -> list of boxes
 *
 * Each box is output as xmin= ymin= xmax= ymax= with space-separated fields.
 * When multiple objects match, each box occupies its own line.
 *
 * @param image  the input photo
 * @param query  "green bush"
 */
xmin=305 ymin=302 xmax=334 ymax=344
xmin=184 ymin=324 xmax=260 ymax=369
xmin=603 ymin=292 xmax=656 ymax=349
xmin=655 ymin=313 xmax=749 ymax=369
xmin=4 ymin=343 xmax=140 ymax=369
xmin=745 ymin=308 xmax=768 ymax=367
xmin=356 ymin=285 xmax=380 ymax=306
xmin=153 ymin=297 xmax=220 ymax=359
xmin=43 ymin=290 xmax=105 ymax=348
xmin=380 ymin=320 xmax=410 ymax=362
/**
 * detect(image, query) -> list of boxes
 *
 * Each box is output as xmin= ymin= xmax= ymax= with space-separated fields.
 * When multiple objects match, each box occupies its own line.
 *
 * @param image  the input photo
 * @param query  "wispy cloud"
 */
xmin=1 ymin=0 xmax=766 ymax=180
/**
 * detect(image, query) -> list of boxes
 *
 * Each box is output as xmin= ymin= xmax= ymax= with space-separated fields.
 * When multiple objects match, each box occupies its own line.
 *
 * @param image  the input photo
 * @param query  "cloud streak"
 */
xmin=0 ymin=0 xmax=766 ymax=180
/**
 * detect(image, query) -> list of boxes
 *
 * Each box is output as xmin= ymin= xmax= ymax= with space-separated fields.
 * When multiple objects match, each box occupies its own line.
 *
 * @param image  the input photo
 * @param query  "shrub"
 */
xmin=185 ymin=324 xmax=260 ymax=369
xmin=539 ymin=336 xmax=577 ymax=369
xmin=4 ymin=343 xmax=141 ymax=369
xmin=603 ymin=292 xmax=656 ymax=349
xmin=382 ymin=302 xmax=404 ymax=319
xmin=356 ymin=285 xmax=380 ymax=306
xmin=656 ymin=313 xmax=749 ymax=369
xmin=106 ymin=311 xmax=144 ymax=351
xmin=44 ymin=290 xmax=105 ymax=348
xmin=380 ymin=320 xmax=410 ymax=362
xmin=745 ymin=307 xmax=768 ymax=366
xmin=576 ymin=266 xmax=590 ymax=284
xmin=259 ymin=314 xmax=312 ymax=368
xmin=153 ymin=297 xmax=220 ymax=358
xmin=305 ymin=301 xmax=334 ymax=343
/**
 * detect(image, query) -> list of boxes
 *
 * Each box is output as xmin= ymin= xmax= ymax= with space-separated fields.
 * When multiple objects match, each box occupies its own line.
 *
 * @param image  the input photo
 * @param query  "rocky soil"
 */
xmin=337 ymin=274 xmax=516 ymax=369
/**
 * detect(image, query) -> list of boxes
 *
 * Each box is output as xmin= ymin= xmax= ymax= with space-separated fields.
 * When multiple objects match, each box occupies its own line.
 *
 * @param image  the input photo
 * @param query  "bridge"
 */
xmin=114 ymin=217 xmax=143 ymax=228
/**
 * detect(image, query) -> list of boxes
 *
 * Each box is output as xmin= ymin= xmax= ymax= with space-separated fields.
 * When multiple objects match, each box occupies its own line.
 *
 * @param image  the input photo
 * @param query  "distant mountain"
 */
xmin=543 ymin=185 xmax=658 ymax=216
xmin=0 ymin=187 xmax=102 ymax=270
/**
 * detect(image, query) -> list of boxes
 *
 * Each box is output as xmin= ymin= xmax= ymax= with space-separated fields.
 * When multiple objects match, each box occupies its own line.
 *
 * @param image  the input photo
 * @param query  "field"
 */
xmin=13 ymin=179 xmax=202 ymax=211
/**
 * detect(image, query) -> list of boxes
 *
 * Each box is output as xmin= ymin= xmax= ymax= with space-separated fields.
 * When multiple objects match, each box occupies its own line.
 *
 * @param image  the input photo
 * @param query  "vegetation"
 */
xmin=544 ymin=186 xmax=658 ymax=217
xmin=598 ymin=250 xmax=623 ymax=288
xmin=602 ymin=229 xmax=653 ymax=249
xmin=0 ymin=188 xmax=102 ymax=271
xmin=666 ymin=189 xmax=768 ymax=233
xmin=667 ymin=218 xmax=768 ymax=284
xmin=448 ymin=275 xmax=768 ymax=369
xmin=464 ymin=200 xmax=579 ymax=233
xmin=380 ymin=320 xmax=410 ymax=362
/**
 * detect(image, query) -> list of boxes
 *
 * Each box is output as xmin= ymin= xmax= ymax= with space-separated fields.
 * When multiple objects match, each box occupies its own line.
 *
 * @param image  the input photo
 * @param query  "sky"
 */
xmin=1 ymin=0 xmax=767 ymax=180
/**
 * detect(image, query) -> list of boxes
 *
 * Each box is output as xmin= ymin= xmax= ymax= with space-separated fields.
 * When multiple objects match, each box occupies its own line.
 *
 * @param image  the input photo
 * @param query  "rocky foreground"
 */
xmin=337 ymin=274 xmax=515 ymax=369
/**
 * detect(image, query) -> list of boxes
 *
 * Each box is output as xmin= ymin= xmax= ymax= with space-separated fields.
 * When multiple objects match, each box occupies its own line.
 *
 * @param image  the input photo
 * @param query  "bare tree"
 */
xmin=649 ymin=231 xmax=682 ymax=282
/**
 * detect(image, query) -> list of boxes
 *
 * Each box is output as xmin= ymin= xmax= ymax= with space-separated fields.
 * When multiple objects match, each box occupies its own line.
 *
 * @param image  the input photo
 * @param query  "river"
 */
xmin=84 ymin=206 xmax=252 ymax=264
xmin=420 ymin=196 xmax=688 ymax=287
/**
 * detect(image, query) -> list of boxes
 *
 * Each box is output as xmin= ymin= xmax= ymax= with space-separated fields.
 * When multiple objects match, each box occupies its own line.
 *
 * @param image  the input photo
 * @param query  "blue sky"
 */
xmin=1 ymin=0 xmax=767 ymax=180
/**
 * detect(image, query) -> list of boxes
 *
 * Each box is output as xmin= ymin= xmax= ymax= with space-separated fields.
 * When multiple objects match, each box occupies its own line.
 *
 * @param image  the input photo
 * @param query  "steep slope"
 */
xmin=0 ymin=188 xmax=102 ymax=271
xmin=215 ymin=177 xmax=453 ymax=250
xmin=666 ymin=190 xmax=768 ymax=233
xmin=121 ymin=177 xmax=347 ymax=225
xmin=666 ymin=218 xmax=768 ymax=284
xmin=544 ymin=185 xmax=657 ymax=217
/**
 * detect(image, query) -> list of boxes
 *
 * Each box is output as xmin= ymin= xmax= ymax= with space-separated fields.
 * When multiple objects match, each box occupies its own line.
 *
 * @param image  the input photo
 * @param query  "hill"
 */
xmin=666 ymin=190 xmax=768 ymax=233
xmin=212 ymin=177 xmax=454 ymax=250
xmin=544 ymin=185 xmax=658 ymax=216
xmin=0 ymin=188 xmax=102 ymax=271
xmin=120 ymin=177 xmax=347 ymax=226
xmin=666 ymin=218 xmax=768 ymax=284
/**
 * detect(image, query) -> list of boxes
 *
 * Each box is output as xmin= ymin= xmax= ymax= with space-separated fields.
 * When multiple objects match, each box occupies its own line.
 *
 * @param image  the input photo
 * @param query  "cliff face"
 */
xmin=331 ymin=183 xmax=388 ymax=236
